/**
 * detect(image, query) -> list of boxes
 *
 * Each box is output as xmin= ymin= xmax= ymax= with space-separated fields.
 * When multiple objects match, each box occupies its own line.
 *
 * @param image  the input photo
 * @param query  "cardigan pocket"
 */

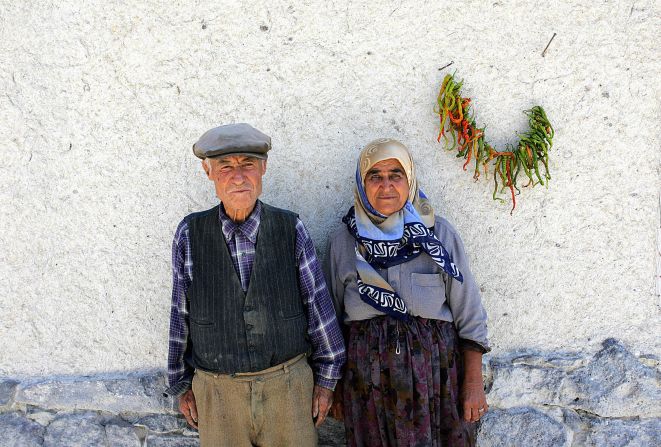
xmin=411 ymin=272 xmax=443 ymax=287
xmin=410 ymin=273 xmax=445 ymax=315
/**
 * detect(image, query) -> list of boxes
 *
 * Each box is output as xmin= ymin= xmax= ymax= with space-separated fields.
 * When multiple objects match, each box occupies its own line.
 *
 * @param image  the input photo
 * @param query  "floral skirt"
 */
xmin=342 ymin=316 xmax=476 ymax=447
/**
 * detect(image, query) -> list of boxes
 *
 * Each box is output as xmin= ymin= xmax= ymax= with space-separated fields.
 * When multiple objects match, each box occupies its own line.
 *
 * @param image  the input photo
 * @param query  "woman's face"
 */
xmin=364 ymin=158 xmax=409 ymax=216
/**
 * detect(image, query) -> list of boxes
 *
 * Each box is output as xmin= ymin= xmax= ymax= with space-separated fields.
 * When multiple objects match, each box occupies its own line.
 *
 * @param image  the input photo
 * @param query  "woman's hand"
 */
xmin=461 ymin=350 xmax=488 ymax=422
xmin=460 ymin=380 xmax=488 ymax=422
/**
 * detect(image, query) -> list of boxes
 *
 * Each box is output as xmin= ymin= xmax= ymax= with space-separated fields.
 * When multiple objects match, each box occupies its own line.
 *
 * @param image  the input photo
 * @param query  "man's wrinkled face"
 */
xmin=364 ymin=158 xmax=409 ymax=216
xmin=203 ymin=155 xmax=267 ymax=215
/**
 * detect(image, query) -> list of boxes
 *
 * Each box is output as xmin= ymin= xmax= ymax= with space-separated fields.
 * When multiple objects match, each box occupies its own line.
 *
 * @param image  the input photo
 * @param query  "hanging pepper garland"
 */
xmin=434 ymin=73 xmax=554 ymax=213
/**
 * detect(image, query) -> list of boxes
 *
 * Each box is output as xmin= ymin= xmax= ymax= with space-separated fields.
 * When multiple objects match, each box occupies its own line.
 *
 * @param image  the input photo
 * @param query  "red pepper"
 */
xmin=448 ymin=109 xmax=462 ymax=124
xmin=437 ymin=113 xmax=445 ymax=142
xmin=505 ymin=158 xmax=516 ymax=214
xmin=463 ymin=141 xmax=473 ymax=170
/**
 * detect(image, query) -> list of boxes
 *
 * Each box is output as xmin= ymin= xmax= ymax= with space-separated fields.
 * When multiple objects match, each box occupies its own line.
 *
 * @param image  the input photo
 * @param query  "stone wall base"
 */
xmin=0 ymin=339 xmax=657 ymax=446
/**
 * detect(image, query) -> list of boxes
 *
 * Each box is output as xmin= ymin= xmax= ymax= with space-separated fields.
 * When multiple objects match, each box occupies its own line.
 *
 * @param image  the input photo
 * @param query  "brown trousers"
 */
xmin=192 ymin=354 xmax=317 ymax=447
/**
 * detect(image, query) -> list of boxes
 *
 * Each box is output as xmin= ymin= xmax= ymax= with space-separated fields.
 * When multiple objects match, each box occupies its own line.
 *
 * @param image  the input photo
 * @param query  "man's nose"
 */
xmin=230 ymin=168 xmax=246 ymax=182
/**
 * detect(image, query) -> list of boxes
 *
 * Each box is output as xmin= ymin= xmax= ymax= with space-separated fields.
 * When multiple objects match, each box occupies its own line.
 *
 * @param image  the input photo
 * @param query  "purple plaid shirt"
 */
xmin=165 ymin=201 xmax=345 ymax=397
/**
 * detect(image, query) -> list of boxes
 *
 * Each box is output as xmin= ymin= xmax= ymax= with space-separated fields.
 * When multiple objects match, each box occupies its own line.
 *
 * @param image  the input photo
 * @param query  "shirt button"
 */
xmin=245 ymin=306 xmax=253 ymax=312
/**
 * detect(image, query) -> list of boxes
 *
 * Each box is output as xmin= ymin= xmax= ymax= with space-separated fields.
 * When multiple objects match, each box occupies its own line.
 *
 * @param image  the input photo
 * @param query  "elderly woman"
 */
xmin=329 ymin=139 xmax=490 ymax=446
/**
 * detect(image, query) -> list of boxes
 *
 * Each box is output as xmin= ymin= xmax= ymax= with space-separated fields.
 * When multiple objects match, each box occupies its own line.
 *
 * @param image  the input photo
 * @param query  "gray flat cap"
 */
xmin=193 ymin=123 xmax=271 ymax=159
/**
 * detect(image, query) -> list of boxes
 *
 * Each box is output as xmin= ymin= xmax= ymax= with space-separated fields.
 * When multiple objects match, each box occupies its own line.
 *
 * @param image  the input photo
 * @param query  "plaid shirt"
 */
xmin=165 ymin=201 xmax=345 ymax=397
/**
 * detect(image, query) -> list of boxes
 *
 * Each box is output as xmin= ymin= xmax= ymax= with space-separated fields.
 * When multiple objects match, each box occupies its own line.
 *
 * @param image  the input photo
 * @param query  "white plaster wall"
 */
xmin=0 ymin=0 xmax=658 ymax=377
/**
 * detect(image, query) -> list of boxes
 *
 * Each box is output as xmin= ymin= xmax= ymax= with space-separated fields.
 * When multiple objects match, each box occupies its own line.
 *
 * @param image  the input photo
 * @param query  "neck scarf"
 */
xmin=342 ymin=138 xmax=463 ymax=320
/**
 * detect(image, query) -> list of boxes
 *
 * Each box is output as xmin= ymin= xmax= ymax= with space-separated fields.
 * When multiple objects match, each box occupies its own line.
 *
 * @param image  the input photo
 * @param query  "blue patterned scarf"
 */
xmin=343 ymin=139 xmax=463 ymax=320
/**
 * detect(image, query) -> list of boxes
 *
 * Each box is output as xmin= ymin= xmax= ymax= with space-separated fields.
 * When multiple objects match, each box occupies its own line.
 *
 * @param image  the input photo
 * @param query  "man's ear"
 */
xmin=261 ymin=159 xmax=268 ymax=174
xmin=202 ymin=159 xmax=212 ymax=179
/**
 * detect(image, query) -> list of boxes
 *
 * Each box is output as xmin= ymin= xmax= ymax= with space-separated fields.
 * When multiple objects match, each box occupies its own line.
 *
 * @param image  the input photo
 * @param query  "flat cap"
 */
xmin=193 ymin=123 xmax=271 ymax=159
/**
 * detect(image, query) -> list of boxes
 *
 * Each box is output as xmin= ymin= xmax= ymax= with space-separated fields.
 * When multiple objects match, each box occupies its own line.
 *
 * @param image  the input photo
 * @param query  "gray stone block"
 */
xmin=318 ymin=418 xmax=346 ymax=446
xmin=181 ymin=427 xmax=199 ymax=438
xmin=488 ymin=357 xmax=566 ymax=407
xmin=0 ymin=380 xmax=19 ymax=410
xmin=43 ymin=412 xmax=106 ymax=447
xmin=0 ymin=412 xmax=45 ymax=447
xmin=133 ymin=413 xmax=188 ymax=433
xmin=140 ymin=423 xmax=347 ymax=446
xmin=476 ymin=407 xmax=567 ymax=447
xmin=565 ymin=339 xmax=661 ymax=418
xmin=487 ymin=339 xmax=660 ymax=418
xmin=582 ymin=415 xmax=661 ymax=447
xmin=16 ymin=373 xmax=173 ymax=414
xmin=25 ymin=410 xmax=56 ymax=427
xmin=145 ymin=434 xmax=199 ymax=447
xmin=105 ymin=424 xmax=141 ymax=447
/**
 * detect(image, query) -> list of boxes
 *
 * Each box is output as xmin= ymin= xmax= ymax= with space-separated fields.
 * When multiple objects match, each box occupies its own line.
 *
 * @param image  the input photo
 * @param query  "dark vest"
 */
xmin=185 ymin=202 xmax=309 ymax=373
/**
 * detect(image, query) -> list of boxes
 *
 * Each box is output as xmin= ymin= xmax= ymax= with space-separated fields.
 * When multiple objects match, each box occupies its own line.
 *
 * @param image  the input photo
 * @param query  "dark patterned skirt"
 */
xmin=343 ymin=315 xmax=476 ymax=447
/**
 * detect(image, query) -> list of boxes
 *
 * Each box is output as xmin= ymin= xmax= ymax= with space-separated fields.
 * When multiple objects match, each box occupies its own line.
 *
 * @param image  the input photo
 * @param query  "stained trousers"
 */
xmin=192 ymin=354 xmax=317 ymax=447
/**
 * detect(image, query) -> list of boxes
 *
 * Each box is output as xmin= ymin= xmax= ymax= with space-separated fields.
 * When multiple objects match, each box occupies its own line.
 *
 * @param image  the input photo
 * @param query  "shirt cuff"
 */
xmin=459 ymin=338 xmax=491 ymax=354
xmin=315 ymin=376 xmax=338 ymax=391
xmin=163 ymin=380 xmax=192 ymax=398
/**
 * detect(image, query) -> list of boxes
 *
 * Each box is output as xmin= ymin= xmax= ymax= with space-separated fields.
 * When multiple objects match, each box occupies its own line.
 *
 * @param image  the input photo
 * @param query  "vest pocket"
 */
xmin=189 ymin=318 xmax=216 ymax=365
xmin=276 ymin=295 xmax=305 ymax=320
xmin=190 ymin=318 xmax=214 ymax=327
xmin=281 ymin=311 xmax=305 ymax=321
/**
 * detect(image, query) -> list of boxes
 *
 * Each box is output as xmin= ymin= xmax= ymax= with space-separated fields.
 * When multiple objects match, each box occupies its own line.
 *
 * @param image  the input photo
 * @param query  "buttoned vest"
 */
xmin=186 ymin=203 xmax=309 ymax=373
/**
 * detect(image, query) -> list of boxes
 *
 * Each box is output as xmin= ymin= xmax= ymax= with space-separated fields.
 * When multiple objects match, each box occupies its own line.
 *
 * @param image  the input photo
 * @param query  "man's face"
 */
xmin=364 ymin=158 xmax=409 ymax=216
xmin=203 ymin=155 xmax=267 ymax=216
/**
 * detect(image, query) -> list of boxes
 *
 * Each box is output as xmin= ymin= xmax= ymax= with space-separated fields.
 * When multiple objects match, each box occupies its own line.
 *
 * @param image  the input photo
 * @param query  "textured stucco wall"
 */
xmin=0 ymin=0 xmax=659 ymax=379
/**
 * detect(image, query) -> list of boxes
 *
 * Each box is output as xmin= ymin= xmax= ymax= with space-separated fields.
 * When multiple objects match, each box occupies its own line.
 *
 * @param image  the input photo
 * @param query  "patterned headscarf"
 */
xmin=343 ymin=138 xmax=463 ymax=320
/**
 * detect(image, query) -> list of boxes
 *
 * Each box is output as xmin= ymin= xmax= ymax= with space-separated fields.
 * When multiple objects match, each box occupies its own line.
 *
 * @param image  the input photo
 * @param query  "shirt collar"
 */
xmin=218 ymin=200 xmax=262 ymax=244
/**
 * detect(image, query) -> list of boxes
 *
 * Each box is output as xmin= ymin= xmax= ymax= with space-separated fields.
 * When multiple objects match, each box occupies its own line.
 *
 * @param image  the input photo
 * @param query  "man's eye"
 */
xmin=391 ymin=174 xmax=403 ymax=181
xmin=369 ymin=175 xmax=381 ymax=182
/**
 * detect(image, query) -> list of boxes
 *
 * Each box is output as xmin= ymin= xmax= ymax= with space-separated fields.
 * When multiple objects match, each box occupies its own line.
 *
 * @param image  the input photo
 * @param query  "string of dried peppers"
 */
xmin=434 ymin=73 xmax=554 ymax=213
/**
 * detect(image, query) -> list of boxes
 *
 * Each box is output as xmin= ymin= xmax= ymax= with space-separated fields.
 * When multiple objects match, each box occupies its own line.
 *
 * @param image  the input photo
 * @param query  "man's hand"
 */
xmin=312 ymin=385 xmax=334 ymax=427
xmin=329 ymin=381 xmax=344 ymax=421
xmin=179 ymin=389 xmax=198 ymax=429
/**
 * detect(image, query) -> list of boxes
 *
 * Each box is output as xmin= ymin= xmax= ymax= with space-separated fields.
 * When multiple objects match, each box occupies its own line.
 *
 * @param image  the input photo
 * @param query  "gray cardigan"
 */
xmin=329 ymin=216 xmax=490 ymax=352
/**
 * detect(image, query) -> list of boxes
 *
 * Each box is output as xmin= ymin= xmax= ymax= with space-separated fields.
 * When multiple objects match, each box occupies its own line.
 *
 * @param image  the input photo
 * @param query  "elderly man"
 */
xmin=165 ymin=123 xmax=346 ymax=446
